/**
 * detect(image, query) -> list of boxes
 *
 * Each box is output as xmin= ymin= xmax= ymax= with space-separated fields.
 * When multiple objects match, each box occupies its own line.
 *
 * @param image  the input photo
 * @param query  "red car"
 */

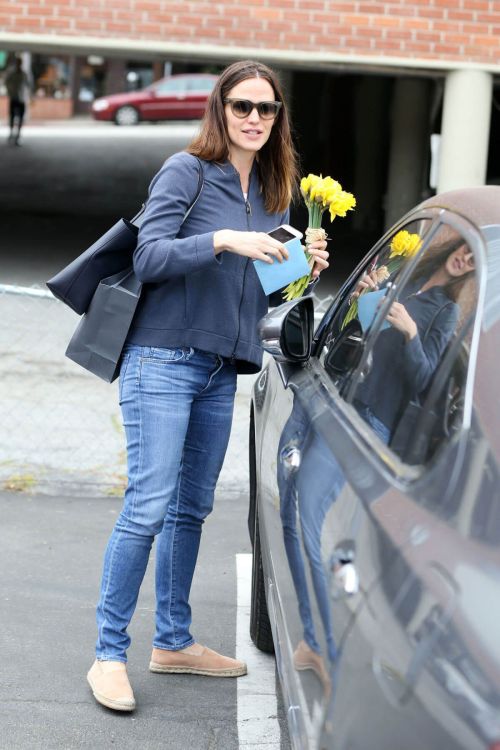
xmin=91 ymin=73 xmax=218 ymax=126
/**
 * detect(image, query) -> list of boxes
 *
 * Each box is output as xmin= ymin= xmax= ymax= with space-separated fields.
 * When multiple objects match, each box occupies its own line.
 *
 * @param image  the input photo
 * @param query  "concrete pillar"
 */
xmin=438 ymin=69 xmax=493 ymax=193
xmin=384 ymin=77 xmax=430 ymax=229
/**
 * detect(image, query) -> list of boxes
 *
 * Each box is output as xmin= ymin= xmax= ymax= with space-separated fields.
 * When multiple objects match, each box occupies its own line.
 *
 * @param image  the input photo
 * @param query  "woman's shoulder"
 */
xmin=150 ymin=151 xmax=203 ymax=191
xmin=424 ymin=284 xmax=456 ymax=306
xmin=162 ymin=150 xmax=204 ymax=173
xmin=430 ymin=289 xmax=459 ymax=327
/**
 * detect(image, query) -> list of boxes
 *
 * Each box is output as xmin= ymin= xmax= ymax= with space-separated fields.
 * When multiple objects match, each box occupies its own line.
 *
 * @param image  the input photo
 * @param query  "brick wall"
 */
xmin=1 ymin=0 xmax=499 ymax=66
xmin=0 ymin=96 xmax=74 ymax=120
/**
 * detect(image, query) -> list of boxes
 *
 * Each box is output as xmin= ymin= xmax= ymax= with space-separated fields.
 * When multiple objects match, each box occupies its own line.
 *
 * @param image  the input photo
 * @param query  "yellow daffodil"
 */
xmin=389 ymin=230 xmax=422 ymax=259
xmin=329 ymin=191 xmax=356 ymax=221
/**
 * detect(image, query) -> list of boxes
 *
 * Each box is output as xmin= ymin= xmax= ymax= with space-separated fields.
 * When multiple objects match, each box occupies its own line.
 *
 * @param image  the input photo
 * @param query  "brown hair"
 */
xmin=186 ymin=60 xmax=298 ymax=214
xmin=411 ymin=237 xmax=475 ymax=303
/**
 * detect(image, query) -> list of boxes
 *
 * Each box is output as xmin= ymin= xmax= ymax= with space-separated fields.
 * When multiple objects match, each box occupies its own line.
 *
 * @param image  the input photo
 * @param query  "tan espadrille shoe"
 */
xmin=293 ymin=640 xmax=331 ymax=695
xmin=149 ymin=643 xmax=247 ymax=677
xmin=87 ymin=660 xmax=136 ymax=711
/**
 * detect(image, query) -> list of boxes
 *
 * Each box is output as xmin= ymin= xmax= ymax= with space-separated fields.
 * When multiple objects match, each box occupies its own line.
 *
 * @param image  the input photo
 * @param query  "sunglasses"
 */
xmin=224 ymin=98 xmax=282 ymax=120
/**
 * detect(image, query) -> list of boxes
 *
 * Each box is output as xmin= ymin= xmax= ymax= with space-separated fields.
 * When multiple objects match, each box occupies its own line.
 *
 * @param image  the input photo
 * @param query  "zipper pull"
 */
xmin=245 ymin=199 xmax=252 ymax=216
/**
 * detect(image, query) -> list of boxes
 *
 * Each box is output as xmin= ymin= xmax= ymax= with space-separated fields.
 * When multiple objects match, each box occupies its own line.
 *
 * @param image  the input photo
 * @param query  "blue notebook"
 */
xmin=253 ymin=237 xmax=310 ymax=295
xmin=357 ymin=288 xmax=390 ymax=332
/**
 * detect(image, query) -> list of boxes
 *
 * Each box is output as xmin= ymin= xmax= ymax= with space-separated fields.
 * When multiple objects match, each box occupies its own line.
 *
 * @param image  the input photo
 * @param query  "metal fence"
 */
xmin=0 ymin=284 xmax=334 ymax=496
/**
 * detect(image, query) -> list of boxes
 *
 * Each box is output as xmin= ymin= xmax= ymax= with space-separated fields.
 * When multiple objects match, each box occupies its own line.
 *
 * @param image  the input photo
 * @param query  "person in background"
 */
xmin=6 ymin=57 xmax=31 ymax=146
xmin=86 ymin=59 xmax=329 ymax=713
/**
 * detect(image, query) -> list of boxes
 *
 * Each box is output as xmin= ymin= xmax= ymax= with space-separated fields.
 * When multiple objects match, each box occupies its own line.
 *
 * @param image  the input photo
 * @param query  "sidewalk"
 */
xmin=0 ymin=280 xmax=257 ymax=496
xmin=1 ymin=116 xmax=201 ymax=136
xmin=11 ymin=115 xmax=201 ymax=128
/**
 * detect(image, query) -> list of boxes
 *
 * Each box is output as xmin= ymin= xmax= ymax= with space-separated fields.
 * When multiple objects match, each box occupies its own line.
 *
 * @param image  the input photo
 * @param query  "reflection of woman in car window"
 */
xmin=353 ymin=239 xmax=475 ymax=443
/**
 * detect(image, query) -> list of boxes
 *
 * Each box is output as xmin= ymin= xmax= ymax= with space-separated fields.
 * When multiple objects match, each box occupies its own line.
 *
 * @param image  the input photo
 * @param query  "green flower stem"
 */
xmin=282 ymin=249 xmax=313 ymax=301
xmin=282 ymin=200 xmax=326 ymax=300
xmin=386 ymin=257 xmax=404 ymax=275
xmin=308 ymin=201 xmax=325 ymax=229
xmin=341 ymin=299 xmax=358 ymax=329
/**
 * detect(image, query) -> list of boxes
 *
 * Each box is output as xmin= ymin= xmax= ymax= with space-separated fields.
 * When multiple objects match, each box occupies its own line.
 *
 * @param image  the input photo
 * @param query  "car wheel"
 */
xmin=250 ymin=499 xmax=275 ymax=653
xmin=114 ymin=106 xmax=140 ymax=126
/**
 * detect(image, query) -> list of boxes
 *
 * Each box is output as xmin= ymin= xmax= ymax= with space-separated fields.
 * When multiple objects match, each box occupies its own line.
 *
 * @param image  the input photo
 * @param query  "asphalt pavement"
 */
xmin=0 ymin=489 xmax=290 ymax=750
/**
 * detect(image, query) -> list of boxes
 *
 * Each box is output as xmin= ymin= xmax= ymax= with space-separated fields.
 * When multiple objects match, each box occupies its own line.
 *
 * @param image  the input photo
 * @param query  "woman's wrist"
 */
xmin=405 ymin=322 xmax=418 ymax=342
xmin=213 ymin=229 xmax=232 ymax=255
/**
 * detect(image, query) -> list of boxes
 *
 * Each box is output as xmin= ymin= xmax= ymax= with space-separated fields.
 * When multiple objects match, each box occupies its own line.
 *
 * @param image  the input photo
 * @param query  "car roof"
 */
xmin=418 ymin=186 xmax=500 ymax=231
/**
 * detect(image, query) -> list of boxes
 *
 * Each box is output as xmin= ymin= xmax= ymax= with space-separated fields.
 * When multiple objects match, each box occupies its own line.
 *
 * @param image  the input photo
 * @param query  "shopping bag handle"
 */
xmin=129 ymin=157 xmax=204 ymax=231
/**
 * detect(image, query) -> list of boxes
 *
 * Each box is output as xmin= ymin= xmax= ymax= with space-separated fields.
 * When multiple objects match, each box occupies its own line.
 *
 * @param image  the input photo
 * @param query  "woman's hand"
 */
xmin=350 ymin=269 xmax=379 ymax=300
xmin=386 ymin=302 xmax=418 ymax=341
xmin=213 ymin=230 xmax=289 ymax=264
xmin=307 ymin=239 xmax=329 ymax=278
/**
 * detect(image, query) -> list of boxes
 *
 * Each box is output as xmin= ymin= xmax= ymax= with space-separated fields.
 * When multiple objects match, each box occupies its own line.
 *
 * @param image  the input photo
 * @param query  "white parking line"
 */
xmin=236 ymin=553 xmax=281 ymax=749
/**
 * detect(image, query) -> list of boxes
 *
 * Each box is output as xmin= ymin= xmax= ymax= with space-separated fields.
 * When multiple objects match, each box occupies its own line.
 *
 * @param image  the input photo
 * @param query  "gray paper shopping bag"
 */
xmin=65 ymin=268 xmax=142 ymax=382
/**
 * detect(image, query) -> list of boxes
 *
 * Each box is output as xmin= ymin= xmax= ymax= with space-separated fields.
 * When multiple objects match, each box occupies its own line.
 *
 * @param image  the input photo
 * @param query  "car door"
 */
xmin=141 ymin=77 xmax=188 ymax=120
xmin=257 ymin=208 xmax=485 ymax=748
xmin=255 ymin=212 xmax=434 ymax=742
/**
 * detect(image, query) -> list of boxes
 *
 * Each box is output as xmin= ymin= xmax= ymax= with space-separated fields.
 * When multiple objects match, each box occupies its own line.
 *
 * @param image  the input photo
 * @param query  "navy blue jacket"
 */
xmin=127 ymin=152 xmax=289 ymax=373
xmin=355 ymin=280 xmax=459 ymax=433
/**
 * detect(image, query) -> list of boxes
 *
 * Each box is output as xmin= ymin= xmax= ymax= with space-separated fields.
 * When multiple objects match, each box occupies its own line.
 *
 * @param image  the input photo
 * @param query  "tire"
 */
xmin=250 ymin=500 xmax=275 ymax=653
xmin=114 ymin=106 xmax=140 ymax=126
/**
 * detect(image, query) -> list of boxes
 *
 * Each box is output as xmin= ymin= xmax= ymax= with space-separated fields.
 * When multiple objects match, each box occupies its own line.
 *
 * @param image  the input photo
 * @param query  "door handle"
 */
xmin=280 ymin=445 xmax=301 ymax=469
xmin=330 ymin=540 xmax=360 ymax=598
xmin=332 ymin=561 xmax=360 ymax=597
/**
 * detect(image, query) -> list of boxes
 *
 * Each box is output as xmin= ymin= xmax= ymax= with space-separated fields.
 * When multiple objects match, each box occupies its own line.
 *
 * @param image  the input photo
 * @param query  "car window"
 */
xmin=318 ymin=218 xmax=432 ymax=389
xmin=186 ymin=77 xmax=215 ymax=92
xmin=317 ymin=219 xmax=478 ymax=467
xmin=152 ymin=78 xmax=187 ymax=94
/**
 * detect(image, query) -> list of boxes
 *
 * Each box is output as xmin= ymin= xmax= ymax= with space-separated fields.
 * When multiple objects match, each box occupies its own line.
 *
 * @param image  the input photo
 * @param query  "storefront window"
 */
xmin=78 ymin=56 xmax=106 ymax=102
xmin=32 ymin=54 xmax=70 ymax=99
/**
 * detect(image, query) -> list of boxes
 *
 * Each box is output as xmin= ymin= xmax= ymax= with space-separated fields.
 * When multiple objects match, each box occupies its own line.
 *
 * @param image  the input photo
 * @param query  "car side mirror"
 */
xmin=258 ymin=297 xmax=314 ymax=363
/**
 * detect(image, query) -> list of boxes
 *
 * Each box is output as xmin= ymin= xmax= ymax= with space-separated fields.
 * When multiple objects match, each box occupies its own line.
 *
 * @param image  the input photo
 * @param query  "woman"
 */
xmin=87 ymin=60 xmax=329 ymax=712
xmin=352 ymin=238 xmax=475 ymax=443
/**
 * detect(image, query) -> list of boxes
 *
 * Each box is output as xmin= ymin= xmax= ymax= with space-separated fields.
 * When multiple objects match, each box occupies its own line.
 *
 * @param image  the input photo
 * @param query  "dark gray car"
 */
xmin=249 ymin=187 xmax=500 ymax=749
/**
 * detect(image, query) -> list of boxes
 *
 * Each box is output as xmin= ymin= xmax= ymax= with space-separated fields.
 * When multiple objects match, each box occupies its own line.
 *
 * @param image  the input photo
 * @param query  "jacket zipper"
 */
xmin=230 ymin=176 xmax=252 ymax=364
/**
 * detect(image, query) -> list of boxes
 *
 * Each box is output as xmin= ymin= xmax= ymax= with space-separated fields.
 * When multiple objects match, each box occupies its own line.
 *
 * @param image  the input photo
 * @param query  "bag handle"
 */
xmin=130 ymin=156 xmax=204 ymax=230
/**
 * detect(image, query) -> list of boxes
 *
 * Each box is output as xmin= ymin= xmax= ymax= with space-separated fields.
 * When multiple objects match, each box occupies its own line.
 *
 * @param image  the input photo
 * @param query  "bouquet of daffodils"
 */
xmin=282 ymin=173 xmax=356 ymax=301
xmin=342 ymin=229 xmax=422 ymax=329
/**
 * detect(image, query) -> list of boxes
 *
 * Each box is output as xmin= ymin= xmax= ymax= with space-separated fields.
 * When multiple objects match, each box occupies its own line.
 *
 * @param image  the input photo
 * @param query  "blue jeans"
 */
xmin=278 ymin=401 xmax=341 ymax=664
xmin=95 ymin=345 xmax=237 ymax=662
xmin=354 ymin=403 xmax=391 ymax=444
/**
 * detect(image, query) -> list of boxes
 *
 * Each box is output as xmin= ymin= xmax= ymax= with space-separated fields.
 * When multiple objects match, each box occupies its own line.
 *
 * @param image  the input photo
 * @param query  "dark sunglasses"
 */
xmin=224 ymin=98 xmax=282 ymax=120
